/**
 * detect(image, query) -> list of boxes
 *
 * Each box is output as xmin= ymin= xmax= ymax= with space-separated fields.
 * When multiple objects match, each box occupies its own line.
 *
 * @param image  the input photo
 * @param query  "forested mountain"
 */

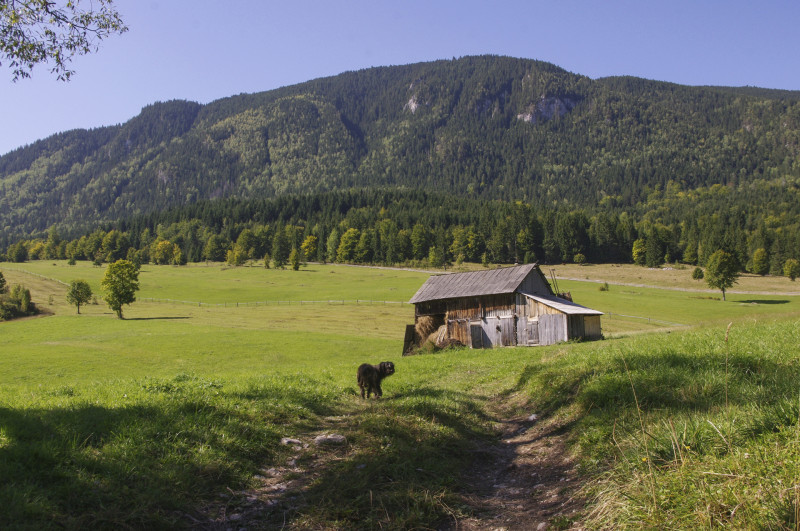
xmin=2 ymin=55 xmax=800 ymax=274
xmin=3 ymin=55 xmax=800 ymax=237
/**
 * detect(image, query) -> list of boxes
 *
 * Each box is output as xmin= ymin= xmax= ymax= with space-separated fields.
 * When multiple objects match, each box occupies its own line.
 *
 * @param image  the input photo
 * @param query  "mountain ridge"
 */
xmin=2 ymin=54 xmax=800 ymax=238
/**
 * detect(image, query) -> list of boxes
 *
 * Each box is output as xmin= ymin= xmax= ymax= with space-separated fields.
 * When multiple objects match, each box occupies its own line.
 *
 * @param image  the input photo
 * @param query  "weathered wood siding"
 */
xmin=524 ymin=298 xmax=565 ymax=320
xmin=566 ymin=315 xmax=602 ymax=341
xmin=583 ymin=315 xmax=602 ymax=339
xmin=412 ymin=272 xmax=600 ymax=348
xmin=517 ymin=269 xmax=553 ymax=296
xmin=517 ymin=317 xmax=540 ymax=346
xmin=416 ymin=294 xmax=515 ymax=348
xmin=538 ymin=314 xmax=567 ymax=345
xmin=416 ymin=294 xmax=513 ymax=319
xmin=468 ymin=316 xmax=515 ymax=348
xmin=567 ymin=315 xmax=584 ymax=338
xmin=448 ymin=317 xmax=471 ymax=346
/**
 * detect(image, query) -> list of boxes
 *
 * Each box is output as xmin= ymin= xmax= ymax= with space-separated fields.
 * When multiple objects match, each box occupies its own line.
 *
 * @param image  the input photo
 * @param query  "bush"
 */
xmin=692 ymin=266 xmax=704 ymax=280
xmin=0 ymin=284 xmax=37 ymax=321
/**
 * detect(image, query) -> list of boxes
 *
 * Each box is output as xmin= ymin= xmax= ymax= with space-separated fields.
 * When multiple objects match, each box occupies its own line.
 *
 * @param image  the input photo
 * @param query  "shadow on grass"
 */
xmin=253 ymin=385 xmax=497 ymax=529
xmin=126 ymin=316 xmax=191 ymax=321
xmin=737 ymin=299 xmax=789 ymax=305
xmin=524 ymin=349 xmax=798 ymax=418
xmin=0 ymin=394 xmax=282 ymax=528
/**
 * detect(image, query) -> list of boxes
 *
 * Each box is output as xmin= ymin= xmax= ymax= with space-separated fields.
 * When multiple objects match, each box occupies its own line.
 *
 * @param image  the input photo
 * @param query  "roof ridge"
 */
xmin=409 ymin=263 xmax=540 ymax=304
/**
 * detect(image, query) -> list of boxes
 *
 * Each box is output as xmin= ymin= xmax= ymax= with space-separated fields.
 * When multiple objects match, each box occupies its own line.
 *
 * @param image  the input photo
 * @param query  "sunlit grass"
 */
xmin=1 ymin=262 xmax=799 ymax=527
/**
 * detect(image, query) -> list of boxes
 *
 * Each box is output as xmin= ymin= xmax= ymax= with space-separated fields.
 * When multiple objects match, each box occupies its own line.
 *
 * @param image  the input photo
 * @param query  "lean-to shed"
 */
xmin=405 ymin=264 xmax=602 ymax=352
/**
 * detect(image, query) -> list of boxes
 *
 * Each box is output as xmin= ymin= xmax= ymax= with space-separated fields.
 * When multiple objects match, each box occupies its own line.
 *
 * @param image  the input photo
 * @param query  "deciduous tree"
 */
xmin=336 ymin=228 xmax=360 ymax=262
xmin=300 ymin=235 xmax=318 ymax=262
xmin=1 ymin=0 xmax=127 ymax=81
xmin=705 ymin=250 xmax=739 ymax=301
xmin=66 ymin=279 xmax=92 ymax=314
xmin=784 ymin=258 xmax=800 ymax=281
xmin=751 ymin=248 xmax=769 ymax=275
xmin=101 ymin=259 xmax=139 ymax=319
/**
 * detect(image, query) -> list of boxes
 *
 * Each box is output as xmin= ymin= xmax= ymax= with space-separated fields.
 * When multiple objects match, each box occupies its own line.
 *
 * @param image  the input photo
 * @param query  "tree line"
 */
xmin=3 ymin=189 xmax=799 ymax=278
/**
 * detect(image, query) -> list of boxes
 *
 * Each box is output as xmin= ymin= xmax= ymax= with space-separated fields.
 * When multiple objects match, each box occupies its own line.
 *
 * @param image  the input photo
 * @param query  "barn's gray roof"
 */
xmin=409 ymin=264 xmax=540 ymax=304
xmin=521 ymin=293 xmax=604 ymax=316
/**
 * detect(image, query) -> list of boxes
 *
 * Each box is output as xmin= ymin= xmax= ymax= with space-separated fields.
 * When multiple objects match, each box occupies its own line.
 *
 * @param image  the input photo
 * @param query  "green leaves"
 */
xmin=100 ymin=259 xmax=139 ymax=318
xmin=705 ymin=250 xmax=740 ymax=300
xmin=65 ymin=278 xmax=92 ymax=314
xmin=0 ymin=0 xmax=128 ymax=81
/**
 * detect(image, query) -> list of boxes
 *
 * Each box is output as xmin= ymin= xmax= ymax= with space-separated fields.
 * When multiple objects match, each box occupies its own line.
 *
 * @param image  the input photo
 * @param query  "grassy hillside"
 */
xmin=1 ymin=263 xmax=799 ymax=528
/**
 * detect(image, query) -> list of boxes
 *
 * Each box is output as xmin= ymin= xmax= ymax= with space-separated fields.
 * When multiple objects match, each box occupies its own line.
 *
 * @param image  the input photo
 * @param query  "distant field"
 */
xmin=3 ymin=261 xmax=800 ymax=340
xmin=550 ymin=262 xmax=800 ymax=294
xmin=0 ymin=260 xmax=428 ymax=304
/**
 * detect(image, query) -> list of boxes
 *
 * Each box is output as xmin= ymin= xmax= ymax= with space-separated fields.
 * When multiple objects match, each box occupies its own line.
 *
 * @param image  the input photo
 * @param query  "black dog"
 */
xmin=357 ymin=361 xmax=395 ymax=398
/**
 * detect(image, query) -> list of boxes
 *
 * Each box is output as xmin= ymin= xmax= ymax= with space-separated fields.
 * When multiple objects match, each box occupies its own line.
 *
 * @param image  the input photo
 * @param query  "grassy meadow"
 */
xmin=1 ymin=261 xmax=799 ymax=528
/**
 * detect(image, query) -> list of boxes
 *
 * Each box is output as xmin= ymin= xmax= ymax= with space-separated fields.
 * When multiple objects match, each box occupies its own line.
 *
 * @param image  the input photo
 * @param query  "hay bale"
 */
xmin=427 ymin=324 xmax=448 ymax=346
xmin=415 ymin=315 xmax=437 ymax=340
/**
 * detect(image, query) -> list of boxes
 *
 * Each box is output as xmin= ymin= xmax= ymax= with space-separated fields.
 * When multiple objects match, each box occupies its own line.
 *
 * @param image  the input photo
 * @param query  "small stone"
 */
xmin=536 ymin=523 xmax=547 ymax=530
xmin=287 ymin=459 xmax=296 ymax=467
xmin=227 ymin=513 xmax=243 ymax=521
xmin=528 ymin=414 xmax=538 ymax=421
xmin=281 ymin=437 xmax=302 ymax=446
xmin=314 ymin=434 xmax=347 ymax=446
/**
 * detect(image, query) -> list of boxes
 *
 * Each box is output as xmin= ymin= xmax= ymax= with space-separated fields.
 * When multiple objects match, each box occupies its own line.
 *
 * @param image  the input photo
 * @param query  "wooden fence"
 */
xmin=139 ymin=298 xmax=413 ymax=308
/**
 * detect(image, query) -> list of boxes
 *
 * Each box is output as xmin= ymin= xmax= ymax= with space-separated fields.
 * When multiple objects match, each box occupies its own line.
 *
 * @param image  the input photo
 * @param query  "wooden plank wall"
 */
xmin=479 ymin=316 xmax=515 ymax=347
xmin=583 ymin=315 xmax=602 ymax=338
xmin=448 ymin=318 xmax=472 ymax=346
xmin=416 ymin=294 xmax=514 ymax=320
xmin=518 ymin=269 xmax=553 ymax=295
xmin=415 ymin=290 xmax=599 ymax=349
xmin=538 ymin=314 xmax=567 ymax=345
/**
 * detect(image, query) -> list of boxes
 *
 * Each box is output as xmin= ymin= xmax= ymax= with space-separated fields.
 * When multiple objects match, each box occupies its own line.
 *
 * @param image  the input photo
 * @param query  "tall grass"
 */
xmin=515 ymin=319 xmax=800 ymax=528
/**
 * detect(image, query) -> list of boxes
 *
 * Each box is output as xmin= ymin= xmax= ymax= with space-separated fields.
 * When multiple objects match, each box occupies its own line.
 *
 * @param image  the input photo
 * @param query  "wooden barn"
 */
xmin=405 ymin=264 xmax=602 ymax=352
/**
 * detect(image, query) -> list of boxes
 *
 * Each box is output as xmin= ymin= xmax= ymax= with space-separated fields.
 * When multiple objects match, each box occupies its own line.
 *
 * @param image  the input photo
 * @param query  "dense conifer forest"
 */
xmin=2 ymin=55 xmax=799 ymax=272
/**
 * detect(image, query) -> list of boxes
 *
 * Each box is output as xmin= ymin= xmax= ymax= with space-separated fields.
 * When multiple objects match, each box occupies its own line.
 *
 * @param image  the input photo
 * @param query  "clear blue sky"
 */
xmin=2 ymin=0 xmax=799 ymax=156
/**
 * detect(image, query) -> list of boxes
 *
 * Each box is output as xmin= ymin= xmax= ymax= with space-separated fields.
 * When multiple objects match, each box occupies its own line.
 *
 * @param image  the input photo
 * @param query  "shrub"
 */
xmin=0 ymin=284 xmax=37 ymax=320
xmin=692 ymin=266 xmax=704 ymax=280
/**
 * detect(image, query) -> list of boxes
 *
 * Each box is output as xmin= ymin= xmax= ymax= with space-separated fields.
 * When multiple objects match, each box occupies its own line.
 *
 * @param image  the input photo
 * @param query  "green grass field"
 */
xmin=1 ymin=261 xmax=800 ymax=528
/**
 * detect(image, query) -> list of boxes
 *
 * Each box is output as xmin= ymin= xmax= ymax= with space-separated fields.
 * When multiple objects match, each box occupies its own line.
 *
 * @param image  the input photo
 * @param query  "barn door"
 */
xmin=527 ymin=320 xmax=539 ymax=345
xmin=499 ymin=316 xmax=515 ymax=346
xmin=470 ymin=323 xmax=484 ymax=349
